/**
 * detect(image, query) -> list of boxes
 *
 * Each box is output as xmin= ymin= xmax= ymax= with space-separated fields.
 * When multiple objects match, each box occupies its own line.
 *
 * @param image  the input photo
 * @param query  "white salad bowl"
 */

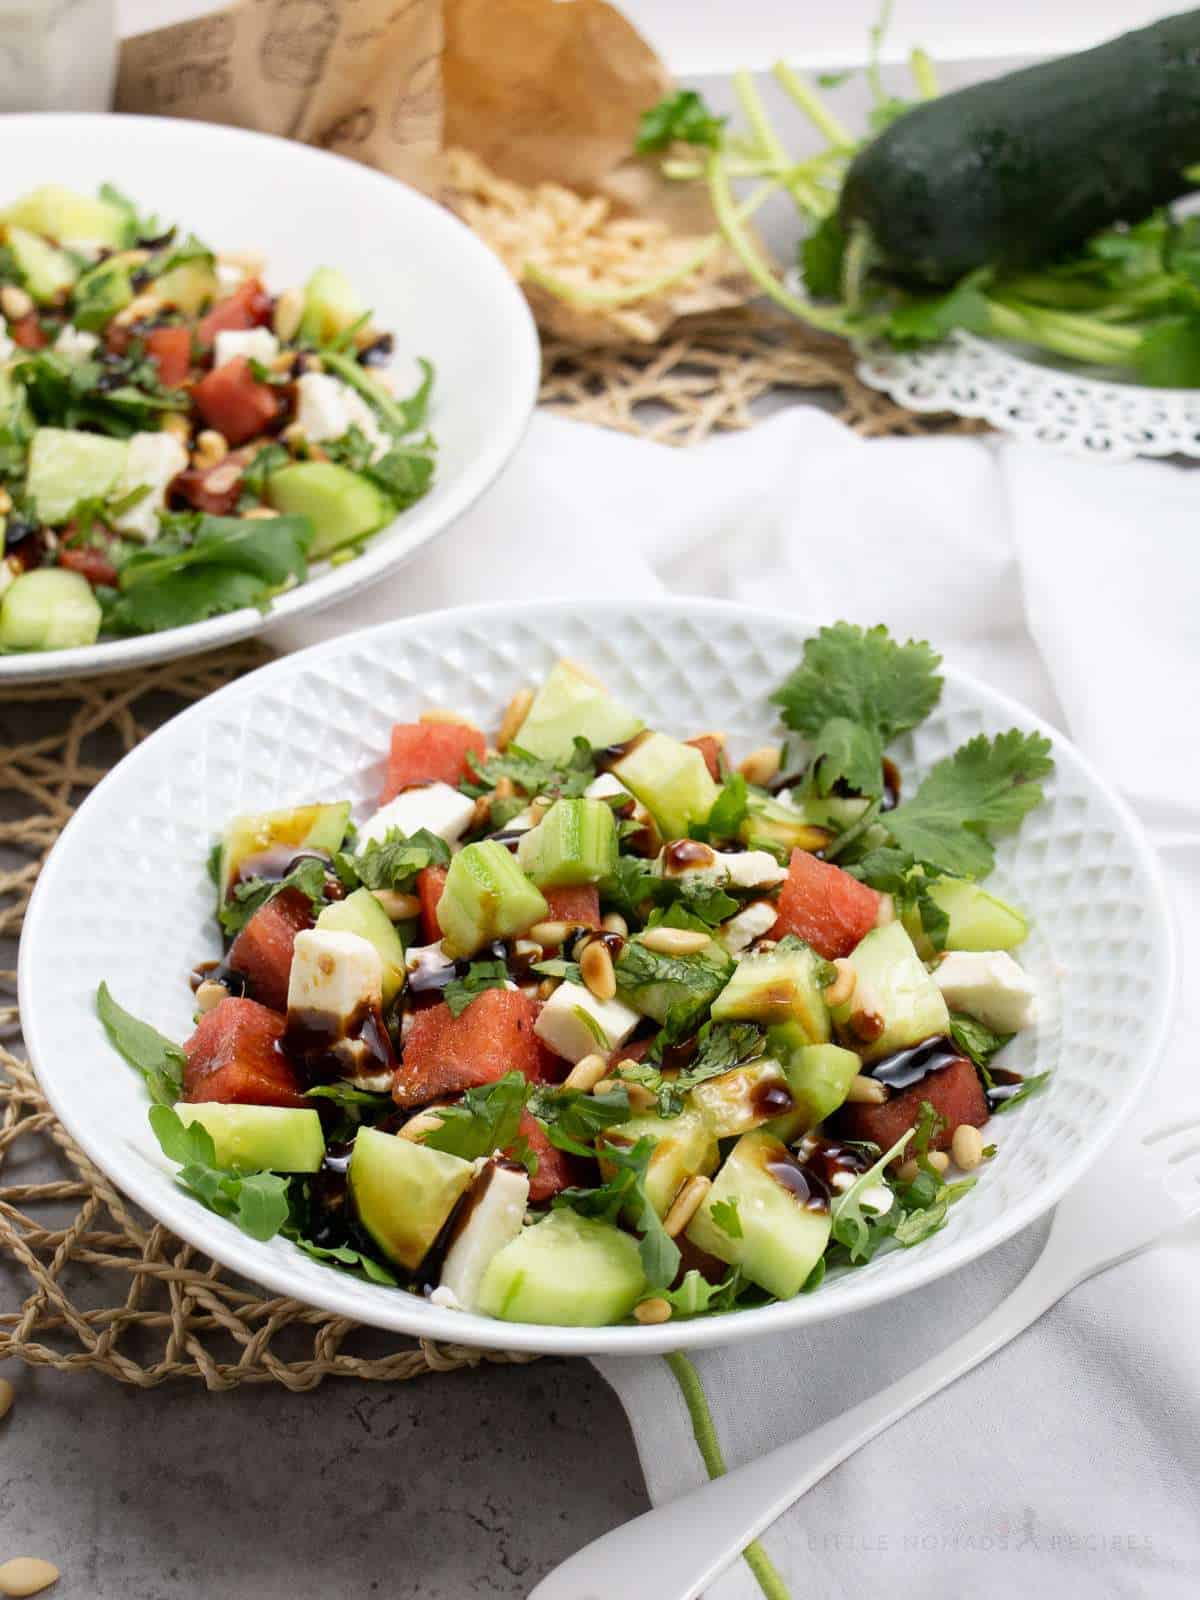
xmin=0 ymin=114 xmax=539 ymax=682
xmin=18 ymin=599 xmax=1177 ymax=1355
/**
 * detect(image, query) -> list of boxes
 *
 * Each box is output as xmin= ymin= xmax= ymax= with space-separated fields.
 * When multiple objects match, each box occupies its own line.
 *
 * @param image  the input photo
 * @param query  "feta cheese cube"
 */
xmin=722 ymin=850 xmax=788 ymax=890
xmin=533 ymin=980 xmax=641 ymax=1064
xmin=288 ymin=928 xmax=383 ymax=1021
xmin=933 ymin=950 xmax=1037 ymax=1034
xmin=295 ymin=372 xmax=388 ymax=461
xmin=109 ymin=431 xmax=189 ymax=543
xmin=719 ymin=899 xmax=779 ymax=955
xmin=439 ymin=1163 xmax=529 ymax=1311
xmin=654 ymin=845 xmax=787 ymax=891
xmin=214 ymin=327 xmax=279 ymax=370
xmin=358 ymin=782 xmax=476 ymax=849
xmin=584 ymin=773 xmax=631 ymax=802
xmin=54 ymin=325 xmax=99 ymax=363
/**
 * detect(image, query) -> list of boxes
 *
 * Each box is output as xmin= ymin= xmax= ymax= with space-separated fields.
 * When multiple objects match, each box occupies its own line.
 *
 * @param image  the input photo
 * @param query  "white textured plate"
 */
xmin=0 ymin=114 xmax=539 ymax=682
xmin=19 ymin=599 xmax=1177 ymax=1355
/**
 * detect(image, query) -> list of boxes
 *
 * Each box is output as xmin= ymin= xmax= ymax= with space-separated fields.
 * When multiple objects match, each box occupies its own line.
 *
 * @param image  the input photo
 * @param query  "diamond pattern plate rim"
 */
xmin=856 ymin=329 xmax=1200 ymax=461
xmin=18 ymin=598 xmax=1179 ymax=1357
xmin=0 ymin=113 xmax=541 ymax=684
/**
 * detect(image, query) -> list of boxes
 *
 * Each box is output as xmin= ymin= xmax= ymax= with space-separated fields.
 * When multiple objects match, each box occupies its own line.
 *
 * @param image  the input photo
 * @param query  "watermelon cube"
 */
xmin=183 ymin=997 xmax=307 ymax=1108
xmin=772 ymin=848 xmax=881 ymax=960
xmin=686 ymin=735 xmax=722 ymax=782
xmin=416 ymin=865 xmax=448 ymax=945
xmin=394 ymin=987 xmax=550 ymax=1108
xmin=383 ymin=721 xmax=486 ymax=801
xmin=226 ymin=887 xmax=314 ymax=1013
xmin=541 ymin=884 xmax=601 ymax=929
xmin=517 ymin=1112 xmax=580 ymax=1203
xmin=833 ymin=1054 xmax=987 ymax=1153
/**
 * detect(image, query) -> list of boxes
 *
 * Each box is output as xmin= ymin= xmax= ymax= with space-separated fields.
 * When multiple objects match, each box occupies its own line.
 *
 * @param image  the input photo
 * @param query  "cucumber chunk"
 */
xmin=685 ymin=1128 xmax=832 ymax=1299
xmin=349 ymin=1126 xmax=475 ymax=1271
xmin=3 ymin=185 xmax=128 ymax=248
xmin=437 ymin=840 xmax=548 ymax=959
xmin=711 ymin=939 xmax=831 ymax=1043
xmin=0 ymin=568 xmax=101 ymax=651
xmin=515 ymin=660 xmax=643 ymax=763
xmin=763 ymin=1032 xmax=862 ymax=1134
xmin=687 ymin=1057 xmax=801 ymax=1141
xmin=300 ymin=266 xmax=368 ymax=344
xmin=154 ymin=257 xmax=219 ymax=315
xmin=902 ymin=878 xmax=1028 ymax=957
xmin=597 ymin=1106 xmax=717 ymax=1217
xmin=8 ymin=225 xmax=78 ymax=303
xmin=175 ymin=1103 xmax=324 ymax=1172
xmin=614 ymin=931 xmax=733 ymax=1034
xmin=26 ymin=427 xmax=128 ymax=524
xmin=218 ymin=801 xmax=352 ymax=900
xmin=266 ymin=462 xmax=393 ymax=559
xmin=316 ymin=887 xmax=406 ymax=1006
xmin=477 ymin=1209 xmax=647 ymax=1326
xmin=516 ymin=797 xmax=618 ymax=888
xmin=71 ymin=258 xmax=133 ymax=330
xmin=610 ymin=731 xmax=719 ymax=841
xmin=830 ymin=922 xmax=950 ymax=1064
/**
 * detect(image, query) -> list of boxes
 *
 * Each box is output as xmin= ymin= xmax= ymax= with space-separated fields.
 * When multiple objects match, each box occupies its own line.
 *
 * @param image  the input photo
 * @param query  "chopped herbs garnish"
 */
xmin=530 ymin=958 xmax=582 ymax=983
xmin=336 ymin=827 xmax=450 ymax=894
xmin=949 ymin=1012 xmax=1014 ymax=1073
xmin=96 ymin=983 xmax=184 ymax=1106
xmin=635 ymin=90 xmax=726 ymax=154
xmin=218 ymin=854 xmax=329 ymax=938
xmin=443 ymin=959 xmax=510 ymax=1018
xmin=990 ymin=1071 xmax=1052 ymax=1114
xmin=148 ymin=1105 xmax=291 ymax=1241
xmin=422 ymin=1071 xmax=532 ymax=1167
xmin=463 ymin=739 xmax=596 ymax=800
xmin=710 ymin=1197 xmax=743 ymax=1239
xmin=554 ymin=1136 xmax=680 ymax=1289
xmin=527 ymin=1083 xmax=633 ymax=1154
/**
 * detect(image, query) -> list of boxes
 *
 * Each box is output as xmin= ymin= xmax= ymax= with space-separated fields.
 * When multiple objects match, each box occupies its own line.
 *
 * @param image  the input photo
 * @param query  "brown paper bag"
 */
xmin=115 ymin=0 xmax=442 ymax=193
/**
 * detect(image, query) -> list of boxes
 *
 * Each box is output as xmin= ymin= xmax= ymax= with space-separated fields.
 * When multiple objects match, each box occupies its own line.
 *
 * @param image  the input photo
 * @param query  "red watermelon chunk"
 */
xmin=517 ymin=1112 xmax=579 ymax=1202
xmin=394 ymin=987 xmax=548 ymax=1108
xmin=183 ymin=997 xmax=306 ymax=1108
xmin=541 ymin=884 xmax=601 ymax=929
xmin=416 ymin=865 xmax=447 ymax=945
xmin=833 ymin=1055 xmax=987 ymax=1154
xmin=226 ymin=887 xmax=314 ymax=1013
xmin=687 ymin=735 xmax=723 ymax=782
xmin=772 ymin=848 xmax=881 ymax=959
xmin=383 ymin=721 xmax=486 ymax=801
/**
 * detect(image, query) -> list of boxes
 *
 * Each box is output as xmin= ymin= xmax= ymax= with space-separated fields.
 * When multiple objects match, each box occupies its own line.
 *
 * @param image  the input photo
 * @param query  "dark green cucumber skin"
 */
xmin=839 ymin=10 xmax=1200 ymax=285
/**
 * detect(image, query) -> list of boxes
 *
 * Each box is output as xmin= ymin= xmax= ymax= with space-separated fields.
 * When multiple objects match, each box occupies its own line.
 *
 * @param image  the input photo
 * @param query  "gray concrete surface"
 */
xmin=0 ymin=1356 xmax=648 ymax=1598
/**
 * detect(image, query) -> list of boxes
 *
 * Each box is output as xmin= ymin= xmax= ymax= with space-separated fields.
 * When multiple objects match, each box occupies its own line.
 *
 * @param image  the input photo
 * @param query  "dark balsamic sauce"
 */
xmin=284 ymin=999 xmax=396 ymax=1088
xmin=761 ymin=1144 xmax=830 ymax=1214
xmin=595 ymin=731 xmax=651 ymax=771
xmin=865 ymin=1036 xmax=967 ymax=1093
xmin=985 ymin=1066 xmax=1027 ymax=1109
xmin=798 ymin=1132 xmax=872 ymax=1195
xmin=188 ymin=959 xmax=248 ymax=998
xmin=749 ymin=1077 xmax=795 ymax=1118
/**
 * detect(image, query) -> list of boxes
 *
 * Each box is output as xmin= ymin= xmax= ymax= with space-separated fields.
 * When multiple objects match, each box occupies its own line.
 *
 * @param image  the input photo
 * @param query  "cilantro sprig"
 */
xmin=336 ymin=826 xmax=450 ymax=894
xmin=463 ymin=739 xmax=596 ymax=801
xmin=218 ymin=854 xmax=329 ymax=938
xmin=635 ymin=90 xmax=727 ymax=154
xmin=148 ymin=1105 xmax=291 ymax=1241
xmin=422 ymin=1071 xmax=533 ymax=1168
xmin=443 ymin=959 xmax=510 ymax=1019
xmin=554 ymin=1136 xmax=680 ymax=1289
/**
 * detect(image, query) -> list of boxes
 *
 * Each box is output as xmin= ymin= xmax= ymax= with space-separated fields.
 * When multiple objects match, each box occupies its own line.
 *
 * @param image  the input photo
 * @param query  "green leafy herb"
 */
xmin=602 ymin=855 xmax=738 ymax=927
xmin=99 ymin=182 xmax=169 ymax=246
xmin=847 ymin=849 xmax=950 ymax=948
xmin=530 ymin=958 xmax=582 ymax=983
xmin=322 ymin=423 xmax=436 ymax=513
xmin=527 ymin=1081 xmax=633 ymax=1155
xmin=991 ymin=1070 xmax=1051 ymax=1114
xmin=463 ymin=739 xmax=596 ymax=801
xmin=96 ymin=982 xmax=185 ymax=1105
xmin=629 ymin=1019 xmax=767 ymax=1117
xmin=283 ymin=1230 xmax=399 ymax=1286
xmin=800 ymin=213 xmax=847 ymax=300
xmin=949 ymin=1012 xmax=1014 ymax=1073
xmin=554 ymin=1136 xmax=680 ymax=1289
xmin=304 ymin=1080 xmax=393 ymax=1140
xmin=883 ymin=275 xmax=992 ymax=347
xmin=615 ymin=933 xmax=729 ymax=1043
xmin=829 ymin=1127 xmax=911 ymax=1262
xmin=153 ymin=232 xmax=214 ymax=276
xmin=422 ymin=1071 xmax=532 ymax=1166
xmin=443 ymin=959 xmax=511 ymax=1018
xmin=14 ymin=347 xmax=189 ymax=437
xmin=337 ymin=826 xmax=450 ymax=895
xmin=691 ymin=774 xmax=748 ymax=842
xmin=710 ymin=1197 xmax=743 ymax=1239
xmin=238 ymin=441 xmax=290 ymax=504
xmin=660 ymin=1267 xmax=745 ymax=1318
xmin=635 ymin=90 xmax=726 ymax=154
xmin=148 ymin=1105 xmax=291 ymax=1241
xmin=218 ymin=854 xmax=329 ymax=937
xmin=318 ymin=349 xmax=435 ymax=438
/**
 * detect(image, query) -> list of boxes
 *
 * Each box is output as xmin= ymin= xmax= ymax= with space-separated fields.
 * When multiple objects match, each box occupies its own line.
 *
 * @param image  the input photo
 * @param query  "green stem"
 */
xmin=867 ymin=0 xmax=895 ymax=106
xmin=822 ymin=795 xmax=883 ymax=862
xmin=910 ymin=46 xmax=940 ymax=99
xmin=985 ymin=298 xmax=1141 ymax=365
xmin=320 ymin=348 xmax=421 ymax=436
xmin=770 ymin=61 xmax=855 ymax=149
xmin=665 ymin=1353 xmax=792 ymax=1600
xmin=733 ymin=68 xmax=790 ymax=168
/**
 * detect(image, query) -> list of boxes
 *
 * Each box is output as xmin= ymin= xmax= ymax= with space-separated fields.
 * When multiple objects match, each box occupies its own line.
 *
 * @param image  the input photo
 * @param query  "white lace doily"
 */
xmin=856 ymin=330 xmax=1200 ymax=461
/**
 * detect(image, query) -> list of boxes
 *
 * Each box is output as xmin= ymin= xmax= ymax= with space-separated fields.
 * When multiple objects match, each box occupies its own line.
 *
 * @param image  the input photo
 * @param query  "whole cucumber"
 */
xmin=839 ymin=10 xmax=1200 ymax=285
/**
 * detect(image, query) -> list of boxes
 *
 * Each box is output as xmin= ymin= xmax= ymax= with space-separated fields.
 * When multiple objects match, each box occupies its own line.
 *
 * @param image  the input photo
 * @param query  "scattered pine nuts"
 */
xmin=634 ymin=1297 xmax=672 ymax=1325
xmin=738 ymin=745 xmax=781 ymax=787
xmin=493 ymin=776 xmax=515 ymax=802
xmin=951 ymin=1124 xmax=985 ymax=1170
xmin=874 ymin=892 xmax=896 ymax=927
xmin=281 ymin=421 xmax=308 ymax=450
xmin=563 ymin=1053 xmax=608 ymax=1093
xmin=824 ymin=958 xmax=856 ymax=1008
xmin=193 ymin=429 xmax=228 ymax=469
xmin=272 ymin=286 xmax=304 ymax=342
xmin=895 ymin=1158 xmax=920 ymax=1183
xmin=0 ymin=284 xmax=33 ymax=320
xmin=372 ymin=890 xmax=421 ymax=921
xmin=529 ymin=920 xmax=570 ymax=949
xmin=580 ymin=939 xmax=617 ymax=1002
xmin=846 ymin=1073 xmax=887 ymax=1105
xmin=421 ymin=707 xmax=474 ymax=726
xmin=0 ymin=1378 xmax=13 ymax=1421
xmin=194 ymin=980 xmax=227 ymax=1015
xmin=847 ymin=1008 xmax=886 ymax=1044
xmin=639 ymin=926 xmax=711 ymax=956
xmin=601 ymin=912 xmax=628 ymax=937
xmin=468 ymin=794 xmax=493 ymax=831
xmin=497 ymin=687 xmax=534 ymax=751
xmin=112 ymin=291 xmax=163 ymax=327
xmin=621 ymin=1081 xmax=657 ymax=1112
xmin=398 ymin=1109 xmax=445 ymax=1142
xmin=663 ymin=1174 xmax=711 ymax=1238
xmin=0 ymin=1559 xmax=60 ymax=1597
xmin=927 ymin=1151 xmax=950 ymax=1175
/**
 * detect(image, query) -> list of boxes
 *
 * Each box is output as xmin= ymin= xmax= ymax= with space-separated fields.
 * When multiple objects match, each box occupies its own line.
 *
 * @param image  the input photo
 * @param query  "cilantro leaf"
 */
xmin=626 ymin=1020 xmax=767 ymax=1117
xmin=443 ymin=959 xmax=510 ymax=1019
xmin=96 ymin=982 xmax=185 ymax=1106
xmin=830 ymin=1127 xmax=912 ymax=1262
xmin=554 ymin=1135 xmax=680 ymax=1289
xmin=338 ymin=826 xmax=450 ymax=894
xmin=463 ymin=739 xmax=595 ymax=800
xmin=886 ymin=730 xmax=1054 ymax=878
xmin=530 ymin=958 xmax=582 ymax=984
xmin=771 ymin=624 xmax=942 ymax=797
xmin=527 ymin=1082 xmax=633 ymax=1155
xmin=239 ymin=441 xmax=290 ymax=505
xmin=948 ymin=1012 xmax=1013 ymax=1073
xmin=147 ymin=1105 xmax=291 ymax=1241
xmin=15 ymin=347 xmax=189 ymax=437
xmin=602 ymin=855 xmax=737 ymax=927
xmin=614 ymin=934 xmax=731 ymax=1043
xmin=847 ymin=849 xmax=951 ymax=951
xmin=218 ymin=855 xmax=329 ymax=938
xmin=691 ymin=774 xmax=748 ymax=843
xmin=421 ymin=1071 xmax=531 ymax=1165
xmin=283 ymin=1230 xmax=399 ymax=1286
xmin=322 ymin=424 xmax=436 ymax=512
xmin=800 ymin=213 xmax=847 ymax=300
xmin=883 ymin=276 xmax=992 ymax=347
xmin=710 ymin=1197 xmax=743 ymax=1240
xmin=635 ymin=90 xmax=726 ymax=154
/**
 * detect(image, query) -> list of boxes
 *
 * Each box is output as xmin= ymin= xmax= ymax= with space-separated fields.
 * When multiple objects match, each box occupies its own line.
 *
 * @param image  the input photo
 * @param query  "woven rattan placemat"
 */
xmin=0 ymin=313 xmax=984 ymax=1389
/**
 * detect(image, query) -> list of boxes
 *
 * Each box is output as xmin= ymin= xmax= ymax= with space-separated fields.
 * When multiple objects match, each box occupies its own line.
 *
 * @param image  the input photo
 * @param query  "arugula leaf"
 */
xmin=635 ymin=90 xmax=726 ymax=154
xmin=829 ymin=1127 xmax=912 ymax=1262
xmin=771 ymin=623 xmax=942 ymax=798
xmin=527 ymin=1082 xmax=632 ymax=1155
xmin=218 ymin=855 xmax=329 ymax=937
xmin=422 ymin=1072 xmax=531 ymax=1166
xmin=990 ymin=1070 xmax=1051 ymax=1115
xmin=15 ymin=347 xmax=189 ymax=437
xmin=463 ymin=739 xmax=595 ymax=801
xmin=886 ymin=730 xmax=1054 ymax=878
xmin=554 ymin=1136 xmax=680 ymax=1289
xmin=948 ymin=1012 xmax=1013 ymax=1073
xmin=660 ymin=1267 xmax=745 ymax=1318
xmin=338 ymin=826 xmax=450 ymax=895
xmin=443 ymin=959 xmax=510 ymax=1019
xmin=96 ymin=982 xmax=185 ymax=1106
xmin=283 ymin=1230 xmax=400 ymax=1286
xmin=148 ymin=1105 xmax=291 ymax=1241
xmin=710 ymin=1197 xmax=743 ymax=1240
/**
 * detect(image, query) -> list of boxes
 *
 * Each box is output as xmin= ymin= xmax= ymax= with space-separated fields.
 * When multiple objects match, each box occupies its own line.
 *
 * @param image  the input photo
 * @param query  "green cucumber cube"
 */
xmin=300 ymin=266 xmax=369 ymax=344
xmin=175 ymin=1103 xmax=324 ymax=1172
xmin=437 ymin=840 xmax=548 ymax=959
xmin=0 ymin=568 xmax=101 ymax=651
xmin=266 ymin=462 xmax=393 ymax=559
xmin=687 ymin=1057 xmax=802 ymax=1141
xmin=738 ymin=791 xmax=835 ymax=854
xmin=597 ymin=1106 xmax=717 ymax=1217
xmin=349 ymin=1126 xmax=474 ymax=1271
xmin=902 ymin=877 xmax=1028 ymax=957
xmin=316 ymin=887 xmax=406 ymax=1006
xmin=830 ymin=921 xmax=950 ymax=1064
xmin=8 ymin=225 xmax=78 ymax=302
xmin=711 ymin=939 xmax=831 ymax=1043
xmin=26 ymin=427 xmax=128 ymax=525
xmin=477 ymin=1209 xmax=647 ymax=1326
xmin=154 ymin=257 xmax=219 ymax=315
xmin=610 ymin=732 xmax=719 ymax=840
xmin=3 ymin=185 xmax=128 ymax=248
xmin=515 ymin=660 xmax=643 ymax=763
xmin=516 ymin=797 xmax=618 ymax=887
xmin=763 ymin=1031 xmax=862 ymax=1134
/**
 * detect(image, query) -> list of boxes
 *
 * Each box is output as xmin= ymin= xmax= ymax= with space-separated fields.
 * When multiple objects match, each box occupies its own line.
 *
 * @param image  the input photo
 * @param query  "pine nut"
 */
xmin=372 ymin=890 xmax=421 ymax=921
xmin=693 ymin=730 xmax=726 ymax=750
xmin=563 ymin=1053 xmax=609 ymax=1092
xmin=739 ymin=745 xmax=781 ymax=786
xmin=895 ymin=1158 xmax=919 ymax=1183
xmin=0 ymin=488 xmax=11 ymax=516
xmin=162 ymin=412 xmax=191 ymax=443
xmin=113 ymin=291 xmax=163 ymax=327
xmin=663 ymin=1174 xmax=711 ymax=1238
xmin=0 ymin=1378 xmax=13 ymax=1421
xmin=639 ymin=927 xmax=711 ymax=956
xmin=824 ymin=958 xmax=856 ymax=1007
xmin=468 ymin=794 xmax=492 ymax=831
xmin=241 ymin=507 xmax=277 ymax=520
xmin=928 ymin=1150 xmax=950 ymax=1174
xmin=529 ymin=920 xmax=570 ymax=949
xmin=622 ymin=1081 xmax=657 ymax=1112
xmin=269 ymin=350 xmax=296 ymax=374
xmin=203 ymin=461 xmax=242 ymax=496
xmin=272 ymin=286 xmax=304 ymax=342
xmin=281 ymin=421 xmax=308 ymax=450
xmin=194 ymin=980 xmax=227 ymax=1015
xmin=398 ymin=1110 xmax=445 ymax=1142
xmin=193 ymin=429 xmax=228 ymax=470
xmin=846 ymin=1073 xmax=886 ymax=1105
xmin=602 ymin=912 xmax=628 ymax=936
xmin=874 ymin=892 xmax=896 ymax=927
xmin=421 ymin=707 xmax=474 ymax=726
xmin=0 ymin=1559 xmax=60 ymax=1597
xmin=580 ymin=939 xmax=616 ymax=1002
xmin=951 ymin=1124 xmax=984 ymax=1170
xmin=493 ymin=776 xmax=515 ymax=801
xmin=536 ymin=977 xmax=559 ymax=1002
xmin=526 ymin=800 xmax=548 ymax=826
xmin=634 ymin=1297 xmax=672 ymax=1325
xmin=847 ymin=1008 xmax=886 ymax=1044
xmin=0 ymin=284 xmax=33 ymax=320
xmin=497 ymin=687 xmax=533 ymax=751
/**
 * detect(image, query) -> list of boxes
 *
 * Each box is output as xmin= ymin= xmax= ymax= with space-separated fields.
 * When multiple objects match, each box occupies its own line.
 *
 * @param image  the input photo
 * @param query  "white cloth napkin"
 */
xmin=277 ymin=408 xmax=1200 ymax=1598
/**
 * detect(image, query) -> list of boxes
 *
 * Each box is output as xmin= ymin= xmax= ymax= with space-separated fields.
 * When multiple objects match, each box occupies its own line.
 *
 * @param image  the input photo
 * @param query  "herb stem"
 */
xmin=770 ymin=61 xmax=855 ymax=149
xmin=664 ymin=1352 xmax=793 ymax=1600
xmin=822 ymin=795 xmax=883 ymax=862
xmin=910 ymin=46 xmax=940 ymax=99
xmin=319 ymin=348 xmax=420 ymax=437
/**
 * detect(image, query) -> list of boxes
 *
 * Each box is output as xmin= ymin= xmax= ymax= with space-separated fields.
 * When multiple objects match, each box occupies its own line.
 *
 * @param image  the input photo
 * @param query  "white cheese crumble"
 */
xmin=933 ymin=950 xmax=1037 ymax=1034
xmin=213 ymin=327 xmax=279 ymax=370
xmin=109 ymin=431 xmax=189 ymax=543
xmin=359 ymin=782 xmax=476 ymax=849
xmin=295 ymin=371 xmax=388 ymax=461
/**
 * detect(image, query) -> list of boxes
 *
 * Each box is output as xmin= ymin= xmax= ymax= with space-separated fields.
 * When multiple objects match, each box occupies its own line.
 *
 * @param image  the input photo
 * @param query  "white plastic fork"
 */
xmin=530 ymin=1117 xmax=1200 ymax=1600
